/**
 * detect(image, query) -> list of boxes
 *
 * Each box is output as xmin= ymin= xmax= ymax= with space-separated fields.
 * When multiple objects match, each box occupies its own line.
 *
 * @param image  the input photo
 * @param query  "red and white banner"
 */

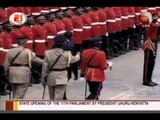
xmin=5 ymin=100 xmax=160 ymax=111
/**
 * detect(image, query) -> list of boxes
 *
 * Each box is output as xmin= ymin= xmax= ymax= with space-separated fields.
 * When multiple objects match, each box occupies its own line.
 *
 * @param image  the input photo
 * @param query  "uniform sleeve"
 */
xmin=99 ymin=51 xmax=108 ymax=70
xmin=31 ymin=53 xmax=43 ymax=64
xmin=3 ymin=52 xmax=10 ymax=75
xmin=68 ymin=51 xmax=80 ymax=65
xmin=41 ymin=52 xmax=49 ymax=84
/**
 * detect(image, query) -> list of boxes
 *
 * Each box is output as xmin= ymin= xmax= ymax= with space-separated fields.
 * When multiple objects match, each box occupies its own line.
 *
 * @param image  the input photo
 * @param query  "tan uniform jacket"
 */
xmin=4 ymin=46 xmax=43 ymax=84
xmin=41 ymin=48 xmax=80 ymax=86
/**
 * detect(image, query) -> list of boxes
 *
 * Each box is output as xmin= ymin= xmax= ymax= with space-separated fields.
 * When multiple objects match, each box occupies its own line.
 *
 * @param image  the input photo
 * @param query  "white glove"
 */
xmin=79 ymin=77 xmax=85 ymax=81
xmin=107 ymin=61 xmax=113 ymax=68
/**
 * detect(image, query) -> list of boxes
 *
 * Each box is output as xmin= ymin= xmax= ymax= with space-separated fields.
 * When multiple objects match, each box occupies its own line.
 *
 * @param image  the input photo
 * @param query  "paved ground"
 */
xmin=1 ymin=44 xmax=160 ymax=110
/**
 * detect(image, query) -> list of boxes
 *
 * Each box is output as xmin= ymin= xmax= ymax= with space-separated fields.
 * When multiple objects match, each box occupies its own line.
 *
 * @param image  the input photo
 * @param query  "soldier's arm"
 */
xmin=3 ymin=52 xmax=10 ymax=75
xmin=100 ymin=51 xmax=108 ymax=70
xmin=68 ymin=51 xmax=80 ymax=66
xmin=27 ymin=49 xmax=43 ymax=64
xmin=41 ymin=53 xmax=49 ymax=85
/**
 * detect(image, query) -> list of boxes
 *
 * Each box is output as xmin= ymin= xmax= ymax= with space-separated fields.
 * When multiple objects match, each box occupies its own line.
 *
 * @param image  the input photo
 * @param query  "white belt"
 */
xmin=128 ymin=15 xmax=135 ymax=18
xmin=121 ymin=16 xmax=128 ymax=19
xmin=60 ymin=7 xmax=67 ymax=10
xmin=135 ymin=12 xmax=140 ymax=15
xmin=83 ymin=26 xmax=91 ymax=29
xmin=107 ymin=19 xmax=116 ymax=22
xmin=41 ymin=10 xmax=50 ymax=13
xmin=35 ymin=40 xmax=46 ymax=43
xmin=148 ymin=7 xmax=156 ymax=10
xmin=47 ymin=35 xmax=55 ymax=39
xmin=26 ymin=40 xmax=33 ymax=44
xmin=57 ymin=30 xmax=66 ymax=35
xmin=99 ymin=22 xmax=106 ymax=25
xmin=133 ymin=25 xmax=136 ymax=28
xmin=115 ymin=18 xmax=121 ymax=21
xmin=91 ymin=22 xmax=100 ymax=25
xmin=3 ymin=49 xmax=9 ymax=52
xmin=141 ymin=9 xmax=147 ymax=12
xmin=0 ymin=47 xmax=3 ymax=51
xmin=32 ymin=12 xmax=41 ymax=16
xmin=12 ymin=44 xmax=18 ymax=47
xmin=50 ymin=9 xmax=59 ymax=12
xmin=73 ymin=28 xmax=83 ymax=32
xmin=106 ymin=32 xmax=109 ymax=36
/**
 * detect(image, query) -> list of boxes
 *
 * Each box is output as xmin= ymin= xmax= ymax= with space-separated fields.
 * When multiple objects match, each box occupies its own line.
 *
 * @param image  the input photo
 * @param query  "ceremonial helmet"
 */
xmin=139 ymin=11 xmax=153 ymax=24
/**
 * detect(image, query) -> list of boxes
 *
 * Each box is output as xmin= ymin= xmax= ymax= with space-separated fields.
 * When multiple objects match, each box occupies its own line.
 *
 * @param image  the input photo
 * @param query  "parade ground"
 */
xmin=1 ymin=44 xmax=160 ymax=110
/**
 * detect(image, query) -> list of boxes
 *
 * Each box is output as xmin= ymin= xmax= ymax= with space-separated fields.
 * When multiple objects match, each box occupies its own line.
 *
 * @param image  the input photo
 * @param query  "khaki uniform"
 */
xmin=4 ymin=46 xmax=43 ymax=99
xmin=41 ymin=48 xmax=80 ymax=99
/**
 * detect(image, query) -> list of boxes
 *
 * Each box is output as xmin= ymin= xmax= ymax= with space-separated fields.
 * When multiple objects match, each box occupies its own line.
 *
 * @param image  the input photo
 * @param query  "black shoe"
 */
xmin=4 ymin=90 xmax=10 ymax=94
xmin=150 ymin=81 xmax=158 ymax=86
xmin=134 ymin=47 xmax=139 ymax=50
xmin=113 ymin=54 xmax=119 ymax=57
xmin=0 ymin=91 xmax=8 ymax=96
xmin=74 ymin=77 xmax=78 ymax=80
xmin=143 ymin=82 xmax=155 ymax=86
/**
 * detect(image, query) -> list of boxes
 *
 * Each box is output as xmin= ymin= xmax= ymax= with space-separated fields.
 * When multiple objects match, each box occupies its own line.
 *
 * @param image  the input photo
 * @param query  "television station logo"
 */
xmin=9 ymin=12 xmax=27 ymax=26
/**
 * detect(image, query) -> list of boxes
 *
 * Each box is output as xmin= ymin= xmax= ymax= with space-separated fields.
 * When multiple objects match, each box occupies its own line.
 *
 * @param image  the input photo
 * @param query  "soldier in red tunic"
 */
xmin=44 ymin=12 xmax=57 ymax=50
xmin=142 ymin=12 xmax=160 ymax=86
xmin=81 ymin=36 xmax=108 ymax=99
xmin=20 ymin=15 xmax=35 ymax=51
xmin=0 ymin=23 xmax=11 ymax=95
xmin=32 ymin=14 xmax=47 ymax=58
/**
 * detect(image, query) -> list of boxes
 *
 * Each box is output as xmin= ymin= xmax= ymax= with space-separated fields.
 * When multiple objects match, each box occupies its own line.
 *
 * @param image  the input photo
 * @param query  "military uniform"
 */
xmin=4 ymin=36 xmax=43 ymax=99
xmin=0 ymin=8 xmax=9 ymax=23
xmin=80 ymin=13 xmax=92 ymax=50
xmin=41 ymin=35 xmax=80 ymax=99
xmin=143 ymin=18 xmax=160 ymax=86
xmin=53 ymin=19 xmax=66 ymax=35
xmin=62 ymin=17 xmax=73 ymax=32
xmin=10 ymin=29 xmax=23 ymax=48
xmin=44 ymin=22 xmax=57 ymax=49
xmin=89 ymin=10 xmax=101 ymax=37
xmin=32 ymin=24 xmax=47 ymax=57
xmin=71 ymin=15 xmax=83 ymax=52
xmin=20 ymin=26 xmax=34 ymax=51
xmin=81 ymin=37 xmax=108 ymax=99
xmin=104 ymin=7 xmax=118 ymax=57
xmin=0 ymin=35 xmax=7 ymax=95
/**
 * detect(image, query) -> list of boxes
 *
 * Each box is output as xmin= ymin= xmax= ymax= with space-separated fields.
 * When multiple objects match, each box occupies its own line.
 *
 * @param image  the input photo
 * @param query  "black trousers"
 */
xmin=67 ymin=62 xmax=78 ymax=80
xmin=143 ymin=49 xmax=156 ymax=84
xmin=86 ymin=81 xmax=102 ymax=100
xmin=0 ymin=65 xmax=6 ymax=92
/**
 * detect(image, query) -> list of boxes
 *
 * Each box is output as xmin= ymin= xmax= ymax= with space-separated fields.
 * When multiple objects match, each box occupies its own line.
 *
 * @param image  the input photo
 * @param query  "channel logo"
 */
xmin=9 ymin=12 xmax=27 ymax=26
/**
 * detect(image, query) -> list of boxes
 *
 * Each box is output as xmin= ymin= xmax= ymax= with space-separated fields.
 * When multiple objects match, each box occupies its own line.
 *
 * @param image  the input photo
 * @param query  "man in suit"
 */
xmin=4 ymin=36 xmax=43 ymax=99
xmin=41 ymin=35 xmax=80 ymax=99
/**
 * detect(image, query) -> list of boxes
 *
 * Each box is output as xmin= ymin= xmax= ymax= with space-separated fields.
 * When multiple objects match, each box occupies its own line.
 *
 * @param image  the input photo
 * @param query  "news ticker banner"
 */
xmin=5 ymin=100 xmax=160 ymax=111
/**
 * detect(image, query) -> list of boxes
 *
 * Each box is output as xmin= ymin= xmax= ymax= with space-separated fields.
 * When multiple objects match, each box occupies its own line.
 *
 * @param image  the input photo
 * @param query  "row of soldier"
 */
xmin=1 ymin=7 xmax=160 ymax=59
xmin=0 ymin=6 xmax=160 ymax=98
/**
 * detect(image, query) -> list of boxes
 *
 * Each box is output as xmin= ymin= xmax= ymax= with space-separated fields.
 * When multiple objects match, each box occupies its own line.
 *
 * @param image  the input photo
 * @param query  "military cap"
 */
xmin=54 ymin=35 xmax=66 ymax=44
xmin=16 ymin=36 xmax=28 ymax=41
xmin=64 ymin=31 xmax=72 ymax=38
xmin=90 ymin=36 xmax=102 ymax=43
